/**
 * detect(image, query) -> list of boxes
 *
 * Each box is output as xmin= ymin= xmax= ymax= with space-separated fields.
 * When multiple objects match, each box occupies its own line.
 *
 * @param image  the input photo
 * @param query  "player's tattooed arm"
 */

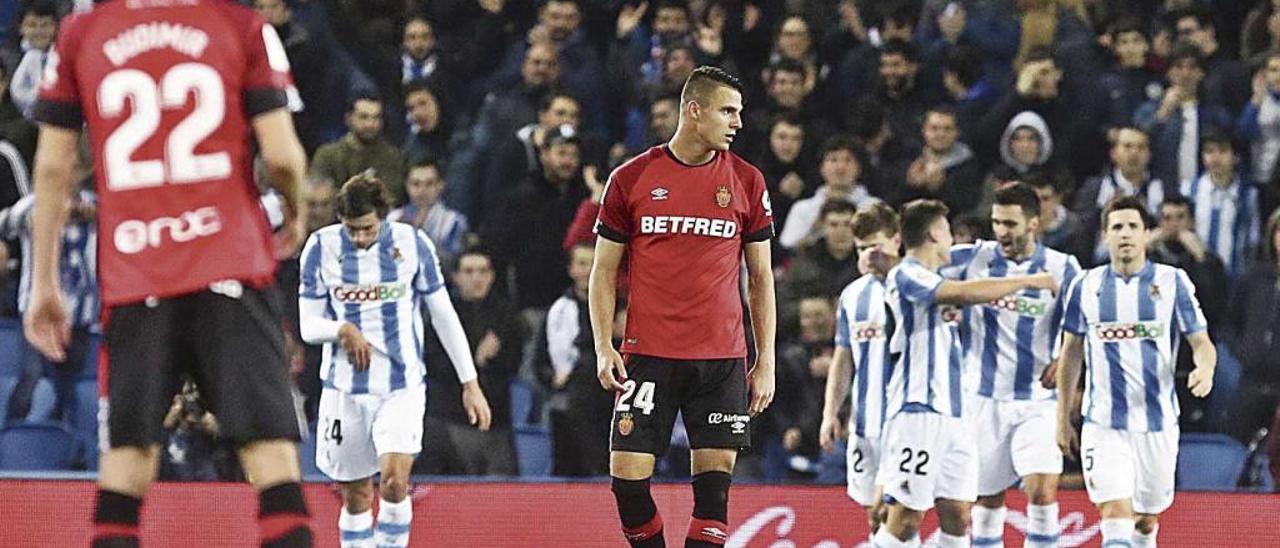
xmin=1055 ymin=331 xmax=1085 ymax=459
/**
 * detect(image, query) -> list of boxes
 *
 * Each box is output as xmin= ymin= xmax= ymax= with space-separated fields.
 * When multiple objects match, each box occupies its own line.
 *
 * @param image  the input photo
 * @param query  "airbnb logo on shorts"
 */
xmin=113 ymin=206 xmax=222 ymax=254
xmin=1094 ymin=322 xmax=1163 ymax=341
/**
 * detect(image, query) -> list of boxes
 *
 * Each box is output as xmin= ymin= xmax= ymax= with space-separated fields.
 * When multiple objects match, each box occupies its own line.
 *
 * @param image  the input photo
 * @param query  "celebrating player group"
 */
xmin=592 ymin=65 xmax=1216 ymax=548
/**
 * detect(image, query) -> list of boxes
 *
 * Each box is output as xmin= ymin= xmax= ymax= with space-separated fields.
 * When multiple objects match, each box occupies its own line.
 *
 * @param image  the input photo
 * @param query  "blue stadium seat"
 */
xmin=1177 ymin=433 xmax=1248 ymax=491
xmin=0 ymin=377 xmax=55 ymax=423
xmin=0 ymin=319 xmax=21 ymax=378
xmin=75 ymin=380 xmax=99 ymax=470
xmin=514 ymin=425 xmax=552 ymax=477
xmin=510 ymin=379 xmax=535 ymax=427
xmin=298 ymin=421 xmax=323 ymax=479
xmin=0 ymin=422 xmax=76 ymax=470
xmin=0 ymin=375 xmax=15 ymax=421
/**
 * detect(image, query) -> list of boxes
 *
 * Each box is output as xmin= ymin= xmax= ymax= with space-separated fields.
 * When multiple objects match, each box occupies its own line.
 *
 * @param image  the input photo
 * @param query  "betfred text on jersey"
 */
xmin=331 ymin=283 xmax=408 ymax=303
xmin=639 ymin=215 xmax=737 ymax=238
xmin=113 ymin=206 xmax=222 ymax=254
xmin=986 ymin=295 xmax=1050 ymax=317
xmin=1093 ymin=322 xmax=1164 ymax=341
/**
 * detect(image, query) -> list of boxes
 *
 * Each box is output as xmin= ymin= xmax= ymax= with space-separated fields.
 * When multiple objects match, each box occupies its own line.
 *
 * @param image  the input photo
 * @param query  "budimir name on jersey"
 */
xmin=639 ymin=215 xmax=737 ymax=238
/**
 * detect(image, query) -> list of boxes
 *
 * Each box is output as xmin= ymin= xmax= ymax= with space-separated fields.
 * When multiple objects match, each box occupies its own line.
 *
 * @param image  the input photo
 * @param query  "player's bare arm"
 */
xmin=933 ymin=272 xmax=1059 ymax=306
xmin=1055 ymin=331 xmax=1086 ymax=458
xmin=251 ymin=108 xmax=308 ymax=258
xmin=1185 ymin=330 xmax=1217 ymax=398
xmin=589 ymin=237 xmax=627 ymax=391
xmin=745 ymin=240 xmax=776 ymax=416
xmin=819 ymin=346 xmax=853 ymax=452
xmin=24 ymin=124 xmax=80 ymax=361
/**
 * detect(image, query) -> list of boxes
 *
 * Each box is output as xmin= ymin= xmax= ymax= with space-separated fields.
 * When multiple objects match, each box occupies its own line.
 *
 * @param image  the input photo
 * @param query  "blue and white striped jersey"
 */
xmin=945 ymin=241 xmax=1080 ymax=402
xmin=834 ymin=273 xmax=892 ymax=439
xmin=299 ymin=221 xmax=446 ymax=395
xmin=1180 ymin=174 xmax=1261 ymax=278
xmin=885 ymin=257 xmax=966 ymax=418
xmin=1061 ymin=261 xmax=1207 ymax=432
xmin=0 ymin=192 xmax=99 ymax=328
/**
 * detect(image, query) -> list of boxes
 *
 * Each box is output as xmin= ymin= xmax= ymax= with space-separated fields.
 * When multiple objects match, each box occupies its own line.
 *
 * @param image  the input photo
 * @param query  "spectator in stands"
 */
xmin=779 ymin=200 xmax=860 ymax=319
xmin=1027 ymin=172 xmax=1087 ymax=263
xmin=1242 ymin=0 xmax=1280 ymax=65
xmin=483 ymin=90 xmax=581 ymax=219
xmin=756 ymin=114 xmax=815 ymax=229
xmin=311 ymin=94 xmax=407 ymax=203
xmin=741 ymin=58 xmax=834 ymax=161
xmin=637 ymin=44 xmax=699 ymax=109
xmin=400 ymin=79 xmax=451 ymax=168
xmin=1181 ymin=131 xmax=1262 ymax=279
xmin=424 ymin=248 xmax=523 ymax=476
xmin=1134 ymin=43 xmax=1232 ymax=191
xmin=1225 ymin=207 xmax=1280 ymax=443
xmin=608 ymin=0 xmax=694 ymax=113
xmin=915 ymin=0 xmax=1020 ymax=96
xmin=829 ymin=0 xmax=919 ymax=103
xmin=1098 ymin=18 xmax=1165 ymax=136
xmin=977 ymin=110 xmax=1059 ymax=216
xmin=2 ymin=0 xmax=57 ymax=117
xmin=454 ymin=41 xmax=561 ymax=221
xmin=388 ymin=158 xmax=468 ymax=268
xmin=401 ymin=15 xmax=460 ymax=90
xmin=539 ymin=243 xmax=613 ymax=477
xmin=481 ymin=125 xmax=588 ymax=311
xmin=255 ymin=0 xmax=332 ymax=155
xmin=0 ymin=49 xmax=34 ymax=163
xmin=941 ymin=45 xmax=998 ymax=141
xmin=859 ymin=39 xmax=937 ymax=155
xmin=1238 ymin=52 xmax=1280 ymax=185
xmin=493 ymin=0 xmax=604 ymax=135
xmin=158 ymin=381 xmax=243 ymax=482
xmin=0 ymin=178 xmax=96 ymax=425
xmin=1149 ymin=196 xmax=1229 ymax=331
xmin=774 ymin=294 xmax=837 ymax=479
xmin=893 ymin=105 xmax=983 ymax=214
xmin=302 ymin=175 xmax=336 ymax=236
xmin=779 ymin=135 xmax=879 ymax=251
xmin=1075 ymin=126 xmax=1173 ymax=265
xmin=1167 ymin=7 xmax=1250 ymax=116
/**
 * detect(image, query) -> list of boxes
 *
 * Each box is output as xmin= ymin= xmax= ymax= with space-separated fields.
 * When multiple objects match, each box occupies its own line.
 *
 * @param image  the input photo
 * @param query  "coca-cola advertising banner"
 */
xmin=0 ymin=480 xmax=1276 ymax=546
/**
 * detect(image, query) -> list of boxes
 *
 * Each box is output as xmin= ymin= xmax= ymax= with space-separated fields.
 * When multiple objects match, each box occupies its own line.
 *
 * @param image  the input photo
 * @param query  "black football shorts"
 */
xmin=609 ymin=354 xmax=751 ymax=455
xmin=101 ymin=284 xmax=300 ymax=448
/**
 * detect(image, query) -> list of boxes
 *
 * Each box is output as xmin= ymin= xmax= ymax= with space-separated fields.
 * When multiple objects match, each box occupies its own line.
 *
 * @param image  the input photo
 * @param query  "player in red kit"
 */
xmin=592 ymin=66 xmax=777 ymax=548
xmin=24 ymin=1 xmax=312 ymax=546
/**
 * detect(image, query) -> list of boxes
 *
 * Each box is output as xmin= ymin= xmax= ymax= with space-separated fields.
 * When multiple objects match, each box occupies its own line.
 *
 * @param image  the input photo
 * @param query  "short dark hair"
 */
xmin=455 ymin=246 xmax=494 ymax=271
xmin=654 ymin=0 xmax=690 ymax=14
xmin=336 ymin=173 xmax=391 ymax=219
xmin=1168 ymin=6 xmax=1214 ymax=32
xmin=880 ymin=39 xmax=918 ymax=64
xmin=900 ymin=199 xmax=949 ymax=249
xmin=1022 ymin=170 xmax=1064 ymax=195
xmin=1166 ymin=41 xmax=1203 ymax=69
xmin=1199 ymin=128 xmax=1237 ymax=153
xmin=851 ymin=202 xmax=900 ymax=239
xmin=769 ymin=112 xmax=803 ymax=132
xmin=1022 ymin=46 xmax=1054 ymax=65
xmin=1160 ymin=194 xmax=1194 ymax=213
xmin=538 ymin=88 xmax=579 ymax=113
xmin=1107 ymin=16 xmax=1148 ymax=41
xmin=21 ymin=0 xmax=58 ymax=19
xmin=926 ymin=104 xmax=957 ymax=121
xmin=819 ymin=199 xmax=858 ymax=221
xmin=880 ymin=0 xmax=919 ymax=29
xmin=944 ymin=45 xmax=982 ymax=88
xmin=348 ymin=92 xmax=382 ymax=113
xmin=993 ymin=181 xmax=1041 ymax=218
xmin=1101 ymin=195 xmax=1154 ymax=230
xmin=768 ymin=58 xmax=807 ymax=81
xmin=680 ymin=66 xmax=743 ymax=105
xmin=819 ymin=134 xmax=860 ymax=162
xmin=408 ymin=156 xmax=442 ymax=172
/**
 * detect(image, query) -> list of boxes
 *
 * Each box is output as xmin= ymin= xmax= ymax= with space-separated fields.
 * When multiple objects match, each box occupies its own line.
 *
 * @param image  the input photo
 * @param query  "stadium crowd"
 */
xmin=0 ymin=0 xmax=1276 ymax=489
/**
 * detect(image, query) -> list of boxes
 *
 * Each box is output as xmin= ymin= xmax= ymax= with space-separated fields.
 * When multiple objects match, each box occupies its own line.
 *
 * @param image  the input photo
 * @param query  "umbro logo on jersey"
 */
xmin=650 ymin=187 xmax=669 ymax=200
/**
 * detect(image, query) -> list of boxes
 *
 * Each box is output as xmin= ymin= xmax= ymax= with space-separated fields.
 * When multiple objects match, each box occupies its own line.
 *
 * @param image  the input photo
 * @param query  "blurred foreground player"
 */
xmin=298 ymin=175 xmax=491 ymax=548
xmin=591 ymin=66 xmax=777 ymax=547
xmin=25 ymin=1 xmax=313 ymax=546
xmin=1056 ymin=196 xmax=1217 ymax=548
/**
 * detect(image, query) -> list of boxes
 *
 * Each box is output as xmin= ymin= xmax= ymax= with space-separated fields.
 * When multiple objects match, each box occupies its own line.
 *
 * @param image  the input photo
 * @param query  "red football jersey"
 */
xmin=34 ymin=0 xmax=294 ymax=306
xmin=596 ymin=146 xmax=774 ymax=360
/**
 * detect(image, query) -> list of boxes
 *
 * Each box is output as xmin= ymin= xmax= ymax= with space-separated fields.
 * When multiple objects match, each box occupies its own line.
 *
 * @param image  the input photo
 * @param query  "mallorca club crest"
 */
xmin=618 ymin=412 xmax=635 ymax=436
xmin=715 ymin=185 xmax=732 ymax=208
